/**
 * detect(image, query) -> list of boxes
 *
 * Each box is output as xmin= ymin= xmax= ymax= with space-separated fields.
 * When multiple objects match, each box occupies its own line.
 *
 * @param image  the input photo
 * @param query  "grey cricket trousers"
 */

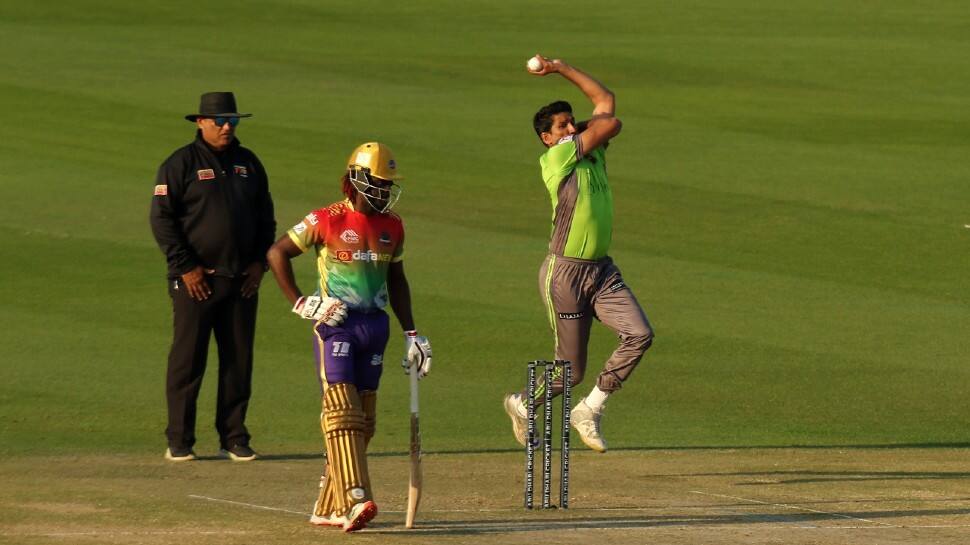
xmin=537 ymin=254 xmax=654 ymax=395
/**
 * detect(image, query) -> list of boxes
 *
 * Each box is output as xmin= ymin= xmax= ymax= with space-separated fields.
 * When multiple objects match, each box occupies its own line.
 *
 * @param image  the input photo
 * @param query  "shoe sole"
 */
xmin=219 ymin=449 xmax=257 ymax=461
xmin=571 ymin=402 xmax=608 ymax=453
xmin=503 ymin=395 xmax=528 ymax=447
xmin=570 ymin=419 xmax=608 ymax=453
xmin=309 ymin=498 xmax=344 ymax=527
xmin=164 ymin=449 xmax=196 ymax=462
xmin=343 ymin=501 xmax=377 ymax=532
xmin=576 ymin=433 xmax=608 ymax=453
xmin=309 ymin=515 xmax=344 ymax=527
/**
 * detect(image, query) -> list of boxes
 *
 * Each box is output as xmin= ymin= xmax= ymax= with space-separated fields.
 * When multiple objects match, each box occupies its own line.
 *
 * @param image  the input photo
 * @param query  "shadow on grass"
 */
xmin=678 ymin=469 xmax=970 ymax=484
xmin=362 ymin=507 xmax=970 ymax=535
xmin=256 ymin=442 xmax=970 ymax=461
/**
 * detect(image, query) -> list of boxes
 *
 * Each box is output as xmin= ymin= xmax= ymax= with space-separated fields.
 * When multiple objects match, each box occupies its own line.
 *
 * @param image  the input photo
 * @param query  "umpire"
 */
xmin=150 ymin=92 xmax=276 ymax=462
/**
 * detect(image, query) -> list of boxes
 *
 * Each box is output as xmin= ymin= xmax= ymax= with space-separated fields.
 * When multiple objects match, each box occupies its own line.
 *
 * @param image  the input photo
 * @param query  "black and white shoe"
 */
xmin=219 ymin=444 xmax=258 ymax=461
xmin=165 ymin=447 xmax=197 ymax=462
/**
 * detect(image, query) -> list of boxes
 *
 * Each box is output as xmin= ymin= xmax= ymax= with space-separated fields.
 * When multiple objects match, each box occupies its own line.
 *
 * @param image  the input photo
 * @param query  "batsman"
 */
xmin=505 ymin=56 xmax=655 ymax=453
xmin=267 ymin=142 xmax=432 ymax=532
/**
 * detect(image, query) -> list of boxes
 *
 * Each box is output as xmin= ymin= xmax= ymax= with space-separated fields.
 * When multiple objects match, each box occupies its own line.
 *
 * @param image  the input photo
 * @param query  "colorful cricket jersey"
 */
xmin=539 ymin=135 xmax=613 ymax=260
xmin=287 ymin=199 xmax=404 ymax=312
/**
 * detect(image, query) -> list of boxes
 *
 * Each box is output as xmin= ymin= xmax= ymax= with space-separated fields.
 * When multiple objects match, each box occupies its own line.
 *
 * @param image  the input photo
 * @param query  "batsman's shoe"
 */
xmin=571 ymin=399 xmax=607 ymax=453
xmin=309 ymin=511 xmax=346 ymax=527
xmin=164 ymin=447 xmax=196 ymax=462
xmin=503 ymin=393 xmax=529 ymax=447
xmin=343 ymin=500 xmax=377 ymax=533
xmin=219 ymin=444 xmax=258 ymax=461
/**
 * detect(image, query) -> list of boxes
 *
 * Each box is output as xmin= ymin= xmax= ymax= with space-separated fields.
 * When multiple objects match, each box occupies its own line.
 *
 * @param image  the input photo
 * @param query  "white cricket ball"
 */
xmin=527 ymin=56 xmax=542 ymax=72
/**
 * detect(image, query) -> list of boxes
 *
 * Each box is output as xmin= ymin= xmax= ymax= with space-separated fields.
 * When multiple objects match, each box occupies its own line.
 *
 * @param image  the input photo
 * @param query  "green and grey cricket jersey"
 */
xmin=530 ymin=136 xmax=654 ymax=398
xmin=540 ymin=135 xmax=612 ymax=260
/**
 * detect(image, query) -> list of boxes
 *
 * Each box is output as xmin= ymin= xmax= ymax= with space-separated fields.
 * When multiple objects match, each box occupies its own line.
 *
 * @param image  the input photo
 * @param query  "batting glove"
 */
xmin=402 ymin=330 xmax=432 ymax=379
xmin=292 ymin=295 xmax=348 ymax=326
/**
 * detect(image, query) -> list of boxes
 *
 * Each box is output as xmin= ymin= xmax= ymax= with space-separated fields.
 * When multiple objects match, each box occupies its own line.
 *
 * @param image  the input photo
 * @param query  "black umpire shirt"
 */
xmin=150 ymin=131 xmax=276 ymax=279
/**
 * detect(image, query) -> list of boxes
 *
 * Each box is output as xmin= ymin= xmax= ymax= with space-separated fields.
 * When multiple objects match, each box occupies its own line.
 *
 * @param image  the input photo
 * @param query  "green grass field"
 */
xmin=1 ymin=1 xmax=969 ymax=542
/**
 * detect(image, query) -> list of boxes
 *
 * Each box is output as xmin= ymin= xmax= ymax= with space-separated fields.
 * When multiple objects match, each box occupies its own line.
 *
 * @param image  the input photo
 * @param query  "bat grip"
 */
xmin=409 ymin=364 xmax=419 ymax=413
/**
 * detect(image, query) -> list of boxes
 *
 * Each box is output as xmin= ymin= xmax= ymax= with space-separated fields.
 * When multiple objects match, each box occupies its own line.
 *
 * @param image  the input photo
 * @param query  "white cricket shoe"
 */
xmin=343 ymin=500 xmax=378 ymax=532
xmin=571 ymin=398 xmax=607 ymax=453
xmin=503 ymin=393 xmax=529 ymax=447
xmin=309 ymin=510 xmax=346 ymax=527
xmin=309 ymin=495 xmax=344 ymax=527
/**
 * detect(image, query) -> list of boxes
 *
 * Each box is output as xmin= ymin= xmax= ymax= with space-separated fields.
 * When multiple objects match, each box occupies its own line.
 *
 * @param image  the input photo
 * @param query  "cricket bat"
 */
xmin=405 ymin=366 xmax=422 ymax=528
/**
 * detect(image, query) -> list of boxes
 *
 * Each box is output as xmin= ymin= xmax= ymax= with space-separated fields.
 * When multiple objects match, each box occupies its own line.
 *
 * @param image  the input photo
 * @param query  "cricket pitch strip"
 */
xmin=1 ymin=447 xmax=968 ymax=544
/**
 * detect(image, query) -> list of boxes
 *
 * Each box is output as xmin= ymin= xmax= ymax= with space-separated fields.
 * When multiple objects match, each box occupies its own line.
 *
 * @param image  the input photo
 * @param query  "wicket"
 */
xmin=524 ymin=359 xmax=572 ymax=509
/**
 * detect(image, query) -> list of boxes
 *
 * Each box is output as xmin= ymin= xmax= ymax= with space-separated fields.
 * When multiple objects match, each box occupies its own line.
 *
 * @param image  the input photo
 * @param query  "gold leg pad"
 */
xmin=361 ymin=390 xmax=377 ymax=445
xmin=321 ymin=383 xmax=372 ymax=516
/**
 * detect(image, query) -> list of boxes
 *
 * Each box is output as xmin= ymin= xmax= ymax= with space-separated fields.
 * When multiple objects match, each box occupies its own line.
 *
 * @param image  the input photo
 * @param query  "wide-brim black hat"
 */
xmin=185 ymin=91 xmax=253 ymax=121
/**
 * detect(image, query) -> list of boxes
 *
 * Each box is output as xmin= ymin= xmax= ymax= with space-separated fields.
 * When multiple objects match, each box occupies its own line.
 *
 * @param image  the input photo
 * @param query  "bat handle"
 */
xmin=409 ymin=363 xmax=419 ymax=413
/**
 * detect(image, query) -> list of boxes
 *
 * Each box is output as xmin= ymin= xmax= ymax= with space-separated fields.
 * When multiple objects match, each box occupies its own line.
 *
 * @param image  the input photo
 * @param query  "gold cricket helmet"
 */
xmin=346 ymin=142 xmax=403 ymax=213
xmin=346 ymin=142 xmax=402 ymax=181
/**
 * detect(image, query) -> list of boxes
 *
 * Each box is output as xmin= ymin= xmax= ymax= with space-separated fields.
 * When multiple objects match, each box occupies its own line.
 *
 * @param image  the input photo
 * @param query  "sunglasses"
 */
xmin=210 ymin=117 xmax=241 ymax=127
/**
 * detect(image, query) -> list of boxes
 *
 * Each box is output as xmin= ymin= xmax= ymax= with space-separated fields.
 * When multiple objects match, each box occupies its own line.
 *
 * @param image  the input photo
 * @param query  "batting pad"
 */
xmin=361 ymin=390 xmax=377 ymax=445
xmin=313 ymin=466 xmax=334 ymax=517
xmin=321 ymin=383 xmax=372 ymax=516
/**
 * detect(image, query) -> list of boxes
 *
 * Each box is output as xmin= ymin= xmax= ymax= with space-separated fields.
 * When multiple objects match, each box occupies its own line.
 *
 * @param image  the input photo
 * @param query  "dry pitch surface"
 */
xmin=1 ymin=448 xmax=968 ymax=544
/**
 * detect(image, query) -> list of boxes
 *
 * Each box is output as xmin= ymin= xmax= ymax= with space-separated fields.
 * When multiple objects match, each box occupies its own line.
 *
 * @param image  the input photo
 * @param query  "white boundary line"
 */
xmin=360 ymin=522 xmax=970 ymax=534
xmin=690 ymin=491 xmax=894 ymax=526
xmin=4 ymin=530 xmax=256 ymax=537
xmin=186 ymin=494 xmax=970 ymax=532
xmin=187 ymin=495 xmax=682 ymax=514
xmin=188 ymin=495 xmax=308 ymax=516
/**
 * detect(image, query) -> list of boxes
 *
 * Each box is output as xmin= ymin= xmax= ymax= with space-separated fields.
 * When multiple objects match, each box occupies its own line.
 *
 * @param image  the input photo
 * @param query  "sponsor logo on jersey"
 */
xmin=379 ymin=231 xmax=392 ymax=246
xmin=352 ymin=250 xmax=392 ymax=262
xmin=292 ymin=222 xmax=307 ymax=235
xmin=557 ymin=135 xmax=574 ymax=144
xmin=331 ymin=341 xmax=351 ymax=357
xmin=370 ymin=354 xmax=383 ymax=367
xmin=197 ymin=169 xmax=216 ymax=181
xmin=340 ymin=229 xmax=360 ymax=244
xmin=558 ymin=311 xmax=584 ymax=320
xmin=305 ymin=213 xmax=319 ymax=226
xmin=607 ymin=281 xmax=626 ymax=293
xmin=333 ymin=249 xmax=392 ymax=263
xmin=154 ymin=184 xmax=168 ymax=196
xmin=233 ymin=165 xmax=248 ymax=177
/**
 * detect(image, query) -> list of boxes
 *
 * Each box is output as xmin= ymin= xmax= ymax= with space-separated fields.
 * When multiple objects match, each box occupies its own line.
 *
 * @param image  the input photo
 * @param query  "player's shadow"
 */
xmin=252 ymin=451 xmax=410 ymax=461
xmin=363 ymin=507 xmax=970 ymax=535
xmin=658 ymin=469 xmax=970 ymax=485
xmin=207 ymin=443 xmax=970 ymax=460
xmin=605 ymin=442 xmax=970 ymax=451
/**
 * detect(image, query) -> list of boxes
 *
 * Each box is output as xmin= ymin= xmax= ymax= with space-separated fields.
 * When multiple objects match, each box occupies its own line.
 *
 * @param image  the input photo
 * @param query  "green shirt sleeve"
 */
xmin=539 ymin=136 xmax=581 ymax=190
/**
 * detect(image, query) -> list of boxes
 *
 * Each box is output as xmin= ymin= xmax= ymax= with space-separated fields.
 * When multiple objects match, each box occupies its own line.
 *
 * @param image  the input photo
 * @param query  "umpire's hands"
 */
xmin=181 ymin=266 xmax=215 ymax=301
xmin=402 ymin=330 xmax=432 ymax=379
xmin=240 ymin=262 xmax=265 ymax=298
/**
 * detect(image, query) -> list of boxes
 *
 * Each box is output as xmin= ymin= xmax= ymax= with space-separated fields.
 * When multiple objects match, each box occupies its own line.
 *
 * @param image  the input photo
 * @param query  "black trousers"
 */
xmin=165 ymin=276 xmax=258 ymax=450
